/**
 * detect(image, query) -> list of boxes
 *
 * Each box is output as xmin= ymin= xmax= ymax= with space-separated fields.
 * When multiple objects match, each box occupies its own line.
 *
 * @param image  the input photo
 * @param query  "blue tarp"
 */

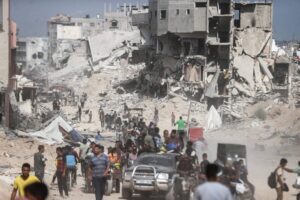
xmin=69 ymin=129 xmax=84 ymax=143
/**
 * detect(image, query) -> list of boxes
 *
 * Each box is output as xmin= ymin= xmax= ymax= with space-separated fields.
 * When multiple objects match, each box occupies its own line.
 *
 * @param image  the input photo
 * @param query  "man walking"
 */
xmin=200 ymin=153 xmax=209 ymax=174
xmin=275 ymin=158 xmax=289 ymax=200
xmin=99 ymin=108 xmax=105 ymax=128
xmin=78 ymin=105 xmax=82 ymax=122
xmin=34 ymin=145 xmax=46 ymax=181
xmin=153 ymin=107 xmax=159 ymax=125
xmin=175 ymin=116 xmax=186 ymax=149
xmin=55 ymin=147 xmax=68 ymax=197
xmin=193 ymin=164 xmax=232 ymax=200
xmin=89 ymin=144 xmax=109 ymax=200
xmin=171 ymin=112 xmax=175 ymax=126
xmin=11 ymin=163 xmax=40 ymax=200
xmin=88 ymin=110 xmax=93 ymax=123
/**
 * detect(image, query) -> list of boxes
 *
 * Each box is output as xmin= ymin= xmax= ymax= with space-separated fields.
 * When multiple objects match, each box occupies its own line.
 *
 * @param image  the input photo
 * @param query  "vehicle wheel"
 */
xmin=122 ymin=187 xmax=132 ymax=199
xmin=105 ymin=179 xmax=113 ymax=196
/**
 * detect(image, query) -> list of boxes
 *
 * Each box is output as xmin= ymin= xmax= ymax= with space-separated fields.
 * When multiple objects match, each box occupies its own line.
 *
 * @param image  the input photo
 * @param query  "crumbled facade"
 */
xmin=16 ymin=37 xmax=49 ymax=75
xmin=132 ymin=0 xmax=291 ymax=116
xmin=47 ymin=6 xmax=136 ymax=69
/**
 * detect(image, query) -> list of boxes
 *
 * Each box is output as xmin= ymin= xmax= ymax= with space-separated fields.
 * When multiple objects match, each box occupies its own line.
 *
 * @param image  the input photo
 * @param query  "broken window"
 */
xmin=195 ymin=2 xmax=206 ymax=8
xmin=0 ymin=0 xmax=3 ymax=31
xmin=186 ymin=9 xmax=191 ymax=15
xmin=90 ymin=22 xmax=95 ymax=27
xmin=32 ymin=53 xmax=37 ymax=59
xmin=37 ymin=52 xmax=44 ymax=59
xmin=160 ymin=10 xmax=167 ymax=20
xmin=176 ymin=9 xmax=179 ymax=15
xmin=111 ymin=20 xmax=118 ymax=28
xmin=219 ymin=3 xmax=230 ymax=14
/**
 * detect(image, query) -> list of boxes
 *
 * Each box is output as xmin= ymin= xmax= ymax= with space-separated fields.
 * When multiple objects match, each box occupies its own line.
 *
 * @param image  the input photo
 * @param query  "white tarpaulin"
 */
xmin=29 ymin=116 xmax=73 ymax=144
xmin=206 ymin=106 xmax=222 ymax=130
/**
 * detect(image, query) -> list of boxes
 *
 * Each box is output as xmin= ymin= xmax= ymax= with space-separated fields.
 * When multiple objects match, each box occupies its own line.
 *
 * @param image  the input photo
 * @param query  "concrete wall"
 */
xmin=0 ymin=0 xmax=9 ymax=86
xmin=25 ymin=38 xmax=49 ymax=69
xmin=104 ymin=13 xmax=132 ymax=31
xmin=149 ymin=0 xmax=207 ymax=36
xmin=132 ymin=10 xmax=149 ymax=26
xmin=57 ymin=25 xmax=82 ymax=40
xmin=71 ymin=17 xmax=103 ymax=37
xmin=168 ymin=2 xmax=195 ymax=33
xmin=194 ymin=6 xmax=207 ymax=32
xmin=240 ymin=3 xmax=272 ymax=29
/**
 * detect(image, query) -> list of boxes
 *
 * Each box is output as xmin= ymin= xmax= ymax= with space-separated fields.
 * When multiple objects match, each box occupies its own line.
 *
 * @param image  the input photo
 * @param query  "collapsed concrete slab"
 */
xmin=88 ymin=30 xmax=141 ymax=64
xmin=258 ymin=57 xmax=274 ymax=80
xmin=233 ymin=81 xmax=255 ymax=97
xmin=236 ymin=28 xmax=272 ymax=58
xmin=234 ymin=55 xmax=255 ymax=89
xmin=205 ymin=70 xmax=220 ymax=98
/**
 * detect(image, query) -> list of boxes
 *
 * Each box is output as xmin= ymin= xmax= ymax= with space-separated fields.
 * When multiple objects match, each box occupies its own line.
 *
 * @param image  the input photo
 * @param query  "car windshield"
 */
xmin=137 ymin=156 xmax=174 ymax=167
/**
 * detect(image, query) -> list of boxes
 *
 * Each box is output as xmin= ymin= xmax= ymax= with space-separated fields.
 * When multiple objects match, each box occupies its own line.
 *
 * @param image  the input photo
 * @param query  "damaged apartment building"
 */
xmin=47 ymin=4 xmax=138 ymax=69
xmin=132 ymin=0 xmax=291 ymax=112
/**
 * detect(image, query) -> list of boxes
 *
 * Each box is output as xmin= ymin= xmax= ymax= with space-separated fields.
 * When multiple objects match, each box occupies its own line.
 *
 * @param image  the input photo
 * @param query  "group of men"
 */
xmin=99 ymin=109 xmax=122 ymax=131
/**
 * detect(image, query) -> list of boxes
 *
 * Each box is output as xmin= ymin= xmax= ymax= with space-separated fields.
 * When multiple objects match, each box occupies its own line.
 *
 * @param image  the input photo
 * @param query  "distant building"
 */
xmin=16 ymin=37 xmax=49 ymax=72
xmin=47 ymin=5 xmax=137 ymax=68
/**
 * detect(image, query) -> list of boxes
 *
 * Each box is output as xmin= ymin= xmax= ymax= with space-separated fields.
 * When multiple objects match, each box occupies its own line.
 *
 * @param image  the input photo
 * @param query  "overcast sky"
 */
xmin=11 ymin=0 xmax=300 ymax=41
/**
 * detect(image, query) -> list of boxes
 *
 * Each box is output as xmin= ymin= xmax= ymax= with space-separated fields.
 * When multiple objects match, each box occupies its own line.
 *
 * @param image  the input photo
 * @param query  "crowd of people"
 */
xmin=9 ymin=108 xmax=300 ymax=200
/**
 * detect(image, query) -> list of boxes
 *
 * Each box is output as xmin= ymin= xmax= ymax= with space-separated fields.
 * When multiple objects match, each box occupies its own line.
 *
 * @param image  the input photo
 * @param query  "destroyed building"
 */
xmin=131 ymin=0 xmax=294 ymax=116
xmin=47 ymin=5 xmax=136 ymax=69
xmin=16 ymin=37 xmax=49 ymax=80
xmin=0 ymin=0 xmax=23 ymax=128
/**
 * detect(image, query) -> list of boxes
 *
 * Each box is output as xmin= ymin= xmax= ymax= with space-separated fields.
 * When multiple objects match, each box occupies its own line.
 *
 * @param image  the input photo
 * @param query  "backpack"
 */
xmin=268 ymin=168 xmax=278 ymax=189
xmin=66 ymin=154 xmax=76 ymax=168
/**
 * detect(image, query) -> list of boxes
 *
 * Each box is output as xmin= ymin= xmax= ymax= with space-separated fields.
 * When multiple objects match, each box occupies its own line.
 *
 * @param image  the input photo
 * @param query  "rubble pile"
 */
xmin=291 ymin=76 xmax=300 ymax=108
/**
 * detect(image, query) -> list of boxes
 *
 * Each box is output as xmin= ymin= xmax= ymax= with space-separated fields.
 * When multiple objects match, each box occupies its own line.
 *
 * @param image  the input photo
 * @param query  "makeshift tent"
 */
xmin=28 ymin=116 xmax=82 ymax=144
xmin=206 ymin=106 xmax=222 ymax=130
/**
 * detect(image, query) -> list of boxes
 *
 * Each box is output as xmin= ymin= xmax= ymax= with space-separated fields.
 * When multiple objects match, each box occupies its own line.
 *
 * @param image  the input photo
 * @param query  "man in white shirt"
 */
xmin=193 ymin=164 xmax=232 ymax=200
